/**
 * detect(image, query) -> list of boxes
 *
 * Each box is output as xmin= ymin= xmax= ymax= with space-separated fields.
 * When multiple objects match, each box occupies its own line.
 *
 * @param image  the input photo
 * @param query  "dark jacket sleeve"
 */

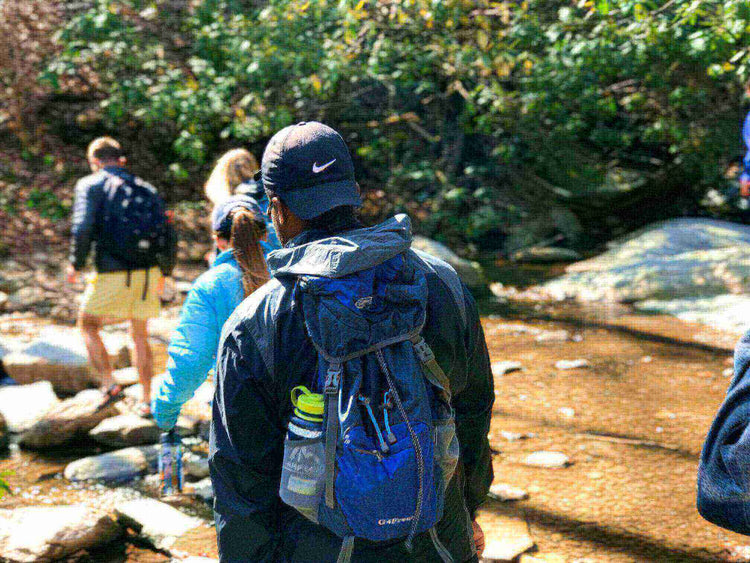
xmin=69 ymin=178 xmax=104 ymax=270
xmin=697 ymin=330 xmax=750 ymax=533
xmin=210 ymin=319 xmax=284 ymax=562
xmin=452 ymin=286 xmax=495 ymax=518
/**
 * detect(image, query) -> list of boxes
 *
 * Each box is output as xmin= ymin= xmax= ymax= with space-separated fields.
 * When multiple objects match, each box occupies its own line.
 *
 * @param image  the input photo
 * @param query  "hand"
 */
xmin=472 ymin=519 xmax=485 ymax=557
xmin=741 ymin=178 xmax=750 ymax=198
xmin=66 ymin=265 xmax=79 ymax=285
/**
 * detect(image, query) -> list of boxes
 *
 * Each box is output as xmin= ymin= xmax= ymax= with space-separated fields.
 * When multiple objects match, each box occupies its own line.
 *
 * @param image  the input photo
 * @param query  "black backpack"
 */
xmin=99 ymin=171 xmax=169 ymax=269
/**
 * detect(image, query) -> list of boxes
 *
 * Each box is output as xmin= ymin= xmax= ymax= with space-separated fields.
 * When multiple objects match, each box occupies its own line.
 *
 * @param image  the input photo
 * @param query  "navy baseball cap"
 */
xmin=211 ymin=195 xmax=265 ymax=235
xmin=259 ymin=121 xmax=361 ymax=220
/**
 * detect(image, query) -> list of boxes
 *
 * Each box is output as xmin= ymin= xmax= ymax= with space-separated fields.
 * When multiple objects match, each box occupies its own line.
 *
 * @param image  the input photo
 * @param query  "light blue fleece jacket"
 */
xmin=151 ymin=249 xmax=249 ymax=430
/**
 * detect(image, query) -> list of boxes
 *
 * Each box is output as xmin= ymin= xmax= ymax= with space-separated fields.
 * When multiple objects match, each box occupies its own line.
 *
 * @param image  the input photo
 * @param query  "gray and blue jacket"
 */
xmin=209 ymin=215 xmax=494 ymax=562
xmin=698 ymin=329 xmax=750 ymax=533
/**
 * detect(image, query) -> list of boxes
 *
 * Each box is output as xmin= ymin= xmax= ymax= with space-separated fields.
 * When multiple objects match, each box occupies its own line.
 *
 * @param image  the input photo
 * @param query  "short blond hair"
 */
xmin=87 ymin=137 xmax=123 ymax=162
xmin=205 ymin=148 xmax=259 ymax=205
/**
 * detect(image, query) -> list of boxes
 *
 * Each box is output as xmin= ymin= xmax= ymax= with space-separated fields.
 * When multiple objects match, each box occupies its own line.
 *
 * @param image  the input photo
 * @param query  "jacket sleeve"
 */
xmin=210 ymin=318 xmax=284 ymax=562
xmin=697 ymin=330 xmax=750 ymax=533
xmin=69 ymin=178 xmax=103 ymax=270
xmin=452 ymin=286 xmax=495 ymax=518
xmin=152 ymin=283 xmax=221 ymax=430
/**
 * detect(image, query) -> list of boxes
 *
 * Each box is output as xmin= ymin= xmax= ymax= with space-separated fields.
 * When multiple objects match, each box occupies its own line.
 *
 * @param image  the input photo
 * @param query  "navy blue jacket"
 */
xmin=69 ymin=166 xmax=176 ymax=275
xmin=210 ymin=216 xmax=494 ymax=562
xmin=698 ymin=329 xmax=750 ymax=532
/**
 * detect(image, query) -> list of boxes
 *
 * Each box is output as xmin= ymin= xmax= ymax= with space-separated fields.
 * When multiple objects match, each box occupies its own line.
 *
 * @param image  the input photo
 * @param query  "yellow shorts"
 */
xmin=80 ymin=267 xmax=162 ymax=321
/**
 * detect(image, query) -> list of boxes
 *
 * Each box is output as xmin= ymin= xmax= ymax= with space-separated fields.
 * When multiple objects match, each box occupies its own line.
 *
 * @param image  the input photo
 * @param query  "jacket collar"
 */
xmin=214 ymin=248 xmax=237 ymax=267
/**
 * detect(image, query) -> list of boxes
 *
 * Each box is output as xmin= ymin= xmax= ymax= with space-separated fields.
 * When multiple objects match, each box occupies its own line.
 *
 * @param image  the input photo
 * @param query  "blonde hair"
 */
xmin=205 ymin=148 xmax=259 ymax=205
xmin=227 ymin=208 xmax=270 ymax=297
xmin=87 ymin=137 xmax=123 ymax=162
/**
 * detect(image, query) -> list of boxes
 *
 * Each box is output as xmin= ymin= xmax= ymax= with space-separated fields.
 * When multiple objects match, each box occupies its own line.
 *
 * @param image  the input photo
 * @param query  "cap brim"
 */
xmin=279 ymin=180 xmax=362 ymax=220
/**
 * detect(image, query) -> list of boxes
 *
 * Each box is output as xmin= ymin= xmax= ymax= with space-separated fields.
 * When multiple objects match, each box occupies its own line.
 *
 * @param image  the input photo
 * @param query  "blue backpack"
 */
xmin=280 ymin=253 xmax=461 ymax=563
xmin=100 ymin=171 xmax=169 ymax=269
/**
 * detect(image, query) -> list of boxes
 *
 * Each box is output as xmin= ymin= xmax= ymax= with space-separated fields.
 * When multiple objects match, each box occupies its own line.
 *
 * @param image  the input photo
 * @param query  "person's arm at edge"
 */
xmin=698 ymin=329 xmax=750 ymax=533
xmin=210 ymin=319 xmax=283 ymax=562
xmin=152 ymin=283 xmax=220 ymax=430
xmin=69 ymin=178 xmax=102 ymax=271
xmin=452 ymin=285 xmax=495 ymax=518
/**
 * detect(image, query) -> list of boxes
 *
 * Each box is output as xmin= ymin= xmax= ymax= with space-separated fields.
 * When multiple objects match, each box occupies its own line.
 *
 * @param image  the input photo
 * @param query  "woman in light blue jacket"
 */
xmin=152 ymin=195 xmax=275 ymax=429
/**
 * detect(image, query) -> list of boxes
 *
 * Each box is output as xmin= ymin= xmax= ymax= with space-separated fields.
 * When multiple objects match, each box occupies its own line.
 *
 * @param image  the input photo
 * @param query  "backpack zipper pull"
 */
xmin=358 ymin=395 xmax=390 ymax=454
xmin=382 ymin=391 xmax=397 ymax=445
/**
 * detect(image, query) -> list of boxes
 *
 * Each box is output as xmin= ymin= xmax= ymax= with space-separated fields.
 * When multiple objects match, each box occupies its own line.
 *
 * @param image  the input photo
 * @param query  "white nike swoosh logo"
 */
xmin=312 ymin=159 xmax=336 ymax=173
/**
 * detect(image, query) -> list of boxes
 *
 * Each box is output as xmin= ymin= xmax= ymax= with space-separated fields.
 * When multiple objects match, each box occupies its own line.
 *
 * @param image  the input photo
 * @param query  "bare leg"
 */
xmin=130 ymin=318 xmax=153 ymax=406
xmin=79 ymin=313 xmax=113 ymax=388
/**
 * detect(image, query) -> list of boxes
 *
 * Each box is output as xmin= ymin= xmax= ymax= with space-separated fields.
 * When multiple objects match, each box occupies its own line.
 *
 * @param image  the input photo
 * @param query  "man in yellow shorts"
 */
xmin=66 ymin=137 xmax=176 ymax=416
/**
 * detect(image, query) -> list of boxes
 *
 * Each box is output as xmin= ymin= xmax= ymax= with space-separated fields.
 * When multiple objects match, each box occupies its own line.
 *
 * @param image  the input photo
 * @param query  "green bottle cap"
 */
xmin=291 ymin=386 xmax=325 ymax=417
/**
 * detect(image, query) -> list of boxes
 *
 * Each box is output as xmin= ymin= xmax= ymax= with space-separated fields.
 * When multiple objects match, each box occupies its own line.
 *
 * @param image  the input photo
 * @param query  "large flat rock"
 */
xmin=481 ymin=515 xmax=535 ymax=561
xmin=540 ymin=218 xmax=750 ymax=302
xmin=20 ymin=389 xmax=118 ymax=448
xmin=2 ymin=327 xmax=131 ymax=395
xmin=115 ymin=498 xmax=203 ymax=551
xmin=0 ymin=505 xmax=121 ymax=562
xmin=0 ymin=382 xmax=59 ymax=433
xmin=64 ymin=445 xmax=160 ymax=483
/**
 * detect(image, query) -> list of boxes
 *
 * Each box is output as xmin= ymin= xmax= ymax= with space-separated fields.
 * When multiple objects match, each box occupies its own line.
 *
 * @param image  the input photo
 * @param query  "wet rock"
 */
xmin=89 ymin=414 xmax=162 ymax=448
xmin=188 ymin=477 xmax=214 ymax=502
xmin=0 ymin=381 xmax=59 ymax=433
xmin=0 ymin=504 xmax=121 ymax=562
xmin=411 ymin=236 xmax=485 ymax=289
xmin=480 ymin=515 xmax=535 ymax=561
xmin=635 ymin=294 xmax=750 ymax=336
xmin=535 ymin=330 xmax=570 ymax=343
xmin=512 ymin=247 xmax=582 ymax=264
xmin=115 ymin=498 xmax=203 ymax=551
xmin=64 ymin=445 xmax=160 ymax=482
xmin=522 ymin=451 xmax=571 ymax=469
xmin=555 ymin=359 xmax=590 ymax=370
xmin=488 ymin=483 xmax=529 ymax=502
xmin=541 ymin=218 xmax=750 ymax=303
xmin=184 ymin=453 xmax=209 ymax=480
xmin=491 ymin=361 xmax=523 ymax=376
xmin=20 ymin=389 xmax=117 ymax=448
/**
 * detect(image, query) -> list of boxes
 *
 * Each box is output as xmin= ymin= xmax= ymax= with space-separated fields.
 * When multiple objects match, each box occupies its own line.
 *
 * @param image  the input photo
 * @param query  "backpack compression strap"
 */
xmin=324 ymin=362 xmax=342 ymax=509
xmin=411 ymin=336 xmax=452 ymax=403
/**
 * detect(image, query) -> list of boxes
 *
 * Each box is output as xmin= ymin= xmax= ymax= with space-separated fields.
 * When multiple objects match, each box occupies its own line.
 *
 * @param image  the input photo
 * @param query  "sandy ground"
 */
xmin=1 ymin=309 xmax=748 ymax=561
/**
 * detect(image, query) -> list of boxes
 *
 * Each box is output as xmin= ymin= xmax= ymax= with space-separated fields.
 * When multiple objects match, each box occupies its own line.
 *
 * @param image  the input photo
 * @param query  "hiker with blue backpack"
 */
xmin=68 ymin=137 xmax=176 ymax=416
xmin=151 ymin=195 xmax=275 ymax=431
xmin=210 ymin=122 xmax=494 ymax=562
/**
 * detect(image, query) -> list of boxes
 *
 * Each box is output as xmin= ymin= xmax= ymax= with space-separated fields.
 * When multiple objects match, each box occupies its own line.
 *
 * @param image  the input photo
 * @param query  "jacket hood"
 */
xmin=267 ymin=214 xmax=413 ymax=278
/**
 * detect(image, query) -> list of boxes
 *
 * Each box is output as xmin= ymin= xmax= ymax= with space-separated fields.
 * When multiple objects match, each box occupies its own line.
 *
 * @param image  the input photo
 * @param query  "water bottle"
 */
xmin=279 ymin=386 xmax=326 ymax=522
xmin=159 ymin=429 xmax=183 ymax=496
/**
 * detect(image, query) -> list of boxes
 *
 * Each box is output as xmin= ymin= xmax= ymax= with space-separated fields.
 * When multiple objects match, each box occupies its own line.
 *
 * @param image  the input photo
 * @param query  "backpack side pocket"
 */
xmin=279 ymin=438 xmax=325 ymax=523
xmin=434 ymin=418 xmax=459 ymax=491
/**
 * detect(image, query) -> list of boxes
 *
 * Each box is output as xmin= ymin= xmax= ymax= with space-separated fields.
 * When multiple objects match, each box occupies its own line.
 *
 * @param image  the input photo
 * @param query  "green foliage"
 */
xmin=45 ymin=0 xmax=750 ymax=247
xmin=25 ymin=188 xmax=69 ymax=220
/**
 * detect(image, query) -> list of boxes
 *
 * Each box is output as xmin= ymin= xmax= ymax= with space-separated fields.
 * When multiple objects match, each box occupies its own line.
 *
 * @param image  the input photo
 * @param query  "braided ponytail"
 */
xmin=229 ymin=209 xmax=270 ymax=297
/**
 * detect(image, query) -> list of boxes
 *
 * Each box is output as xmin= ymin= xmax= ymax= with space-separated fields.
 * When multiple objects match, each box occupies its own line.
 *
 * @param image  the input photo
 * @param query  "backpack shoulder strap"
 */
xmin=409 ymin=249 xmax=467 ymax=329
xmin=411 ymin=335 xmax=451 ymax=402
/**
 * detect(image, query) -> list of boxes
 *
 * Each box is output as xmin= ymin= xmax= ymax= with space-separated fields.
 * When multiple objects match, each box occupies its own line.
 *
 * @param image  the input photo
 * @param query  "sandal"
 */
xmin=96 ymin=384 xmax=124 ymax=412
xmin=137 ymin=402 xmax=153 ymax=419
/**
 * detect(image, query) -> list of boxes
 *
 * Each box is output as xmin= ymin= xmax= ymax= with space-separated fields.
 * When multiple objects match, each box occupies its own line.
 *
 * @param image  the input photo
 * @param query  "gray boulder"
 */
xmin=541 ymin=218 xmax=750 ymax=302
xmin=89 ymin=414 xmax=162 ymax=448
xmin=20 ymin=389 xmax=118 ymax=448
xmin=64 ymin=444 xmax=160 ymax=482
xmin=512 ymin=246 xmax=582 ymax=264
xmin=0 ymin=381 xmax=59 ymax=433
xmin=115 ymin=498 xmax=203 ymax=551
xmin=412 ymin=236 xmax=485 ymax=289
xmin=0 ymin=505 xmax=121 ymax=562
